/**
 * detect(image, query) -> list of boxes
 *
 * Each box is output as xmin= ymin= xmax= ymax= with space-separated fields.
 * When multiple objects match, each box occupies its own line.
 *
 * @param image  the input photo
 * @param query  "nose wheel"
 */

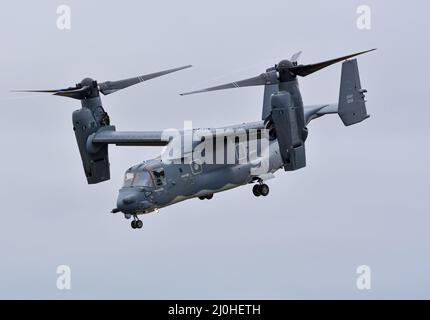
xmin=253 ymin=183 xmax=269 ymax=197
xmin=131 ymin=217 xmax=144 ymax=229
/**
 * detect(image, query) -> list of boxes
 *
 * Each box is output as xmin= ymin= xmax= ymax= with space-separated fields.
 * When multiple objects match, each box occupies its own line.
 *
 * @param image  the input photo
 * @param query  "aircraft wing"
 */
xmin=211 ymin=121 xmax=265 ymax=134
xmin=91 ymin=129 xmax=169 ymax=146
xmin=90 ymin=122 xmax=266 ymax=147
xmin=90 ymin=110 xmax=336 ymax=148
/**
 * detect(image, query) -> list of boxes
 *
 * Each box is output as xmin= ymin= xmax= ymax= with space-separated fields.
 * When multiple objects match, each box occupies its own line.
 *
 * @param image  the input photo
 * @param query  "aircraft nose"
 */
xmin=116 ymin=190 xmax=139 ymax=212
xmin=121 ymin=194 xmax=136 ymax=205
xmin=115 ymin=189 xmax=153 ymax=214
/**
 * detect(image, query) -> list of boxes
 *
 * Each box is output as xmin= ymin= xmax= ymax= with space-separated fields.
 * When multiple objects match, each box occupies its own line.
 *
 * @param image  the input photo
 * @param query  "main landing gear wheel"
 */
xmin=131 ymin=218 xmax=143 ymax=229
xmin=136 ymin=220 xmax=143 ymax=229
xmin=260 ymin=184 xmax=269 ymax=196
xmin=253 ymin=184 xmax=270 ymax=197
xmin=253 ymin=184 xmax=261 ymax=197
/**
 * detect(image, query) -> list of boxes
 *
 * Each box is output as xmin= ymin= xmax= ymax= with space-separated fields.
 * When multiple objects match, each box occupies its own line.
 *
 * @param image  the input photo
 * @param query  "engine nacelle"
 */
xmin=72 ymin=97 xmax=111 ymax=184
xmin=270 ymin=91 xmax=306 ymax=171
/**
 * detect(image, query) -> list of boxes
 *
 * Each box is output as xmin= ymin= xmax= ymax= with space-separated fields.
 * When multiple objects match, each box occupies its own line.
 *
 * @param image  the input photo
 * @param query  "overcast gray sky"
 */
xmin=0 ymin=0 xmax=429 ymax=299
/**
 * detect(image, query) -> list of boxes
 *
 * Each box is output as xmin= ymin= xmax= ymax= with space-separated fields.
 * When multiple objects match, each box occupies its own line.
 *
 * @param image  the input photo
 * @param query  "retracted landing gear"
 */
xmin=253 ymin=182 xmax=270 ymax=197
xmin=131 ymin=216 xmax=144 ymax=230
xmin=199 ymin=194 xmax=214 ymax=200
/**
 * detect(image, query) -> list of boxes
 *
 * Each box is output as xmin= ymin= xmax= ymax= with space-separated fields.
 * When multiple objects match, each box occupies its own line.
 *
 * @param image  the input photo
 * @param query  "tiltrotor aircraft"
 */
xmin=18 ymin=49 xmax=375 ymax=229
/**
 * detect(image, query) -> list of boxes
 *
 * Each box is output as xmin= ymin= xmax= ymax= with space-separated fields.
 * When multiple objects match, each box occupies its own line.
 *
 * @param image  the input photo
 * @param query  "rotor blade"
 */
xmin=12 ymin=89 xmax=71 ymax=93
xmin=290 ymin=51 xmax=302 ymax=63
xmin=12 ymin=86 xmax=90 ymax=100
xmin=53 ymin=86 xmax=91 ymax=99
xmin=180 ymin=70 xmax=279 ymax=96
xmin=290 ymin=48 xmax=376 ymax=77
xmin=99 ymin=65 xmax=192 ymax=95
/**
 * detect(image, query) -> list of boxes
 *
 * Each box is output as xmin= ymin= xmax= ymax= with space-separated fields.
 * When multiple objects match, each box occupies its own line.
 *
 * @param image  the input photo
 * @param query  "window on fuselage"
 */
xmin=152 ymin=168 xmax=166 ymax=187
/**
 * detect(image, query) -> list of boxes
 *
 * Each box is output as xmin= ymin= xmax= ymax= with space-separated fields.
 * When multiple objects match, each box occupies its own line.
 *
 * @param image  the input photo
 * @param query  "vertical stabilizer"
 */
xmin=338 ymin=59 xmax=370 ymax=126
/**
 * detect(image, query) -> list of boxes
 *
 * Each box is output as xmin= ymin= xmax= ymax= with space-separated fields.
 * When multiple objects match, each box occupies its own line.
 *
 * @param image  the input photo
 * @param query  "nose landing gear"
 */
xmin=131 ymin=216 xmax=144 ymax=229
xmin=253 ymin=182 xmax=270 ymax=197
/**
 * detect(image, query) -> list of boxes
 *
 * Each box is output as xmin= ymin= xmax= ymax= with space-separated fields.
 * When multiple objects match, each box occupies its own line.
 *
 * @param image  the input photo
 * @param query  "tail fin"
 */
xmin=338 ymin=59 xmax=370 ymax=126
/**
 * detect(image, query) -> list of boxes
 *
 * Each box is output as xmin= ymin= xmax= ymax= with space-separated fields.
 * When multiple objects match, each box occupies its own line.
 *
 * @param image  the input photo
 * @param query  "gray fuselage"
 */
xmin=116 ymin=137 xmax=283 ymax=216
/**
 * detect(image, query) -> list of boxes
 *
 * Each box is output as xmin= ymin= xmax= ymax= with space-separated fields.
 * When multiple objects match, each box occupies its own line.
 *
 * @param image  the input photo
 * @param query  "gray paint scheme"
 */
xmin=108 ymin=56 xmax=372 ymax=223
xmin=19 ymin=52 xmax=372 ymax=227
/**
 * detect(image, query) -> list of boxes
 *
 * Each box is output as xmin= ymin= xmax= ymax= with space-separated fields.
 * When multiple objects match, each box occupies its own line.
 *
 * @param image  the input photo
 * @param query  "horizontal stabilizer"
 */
xmin=304 ymin=103 xmax=338 ymax=124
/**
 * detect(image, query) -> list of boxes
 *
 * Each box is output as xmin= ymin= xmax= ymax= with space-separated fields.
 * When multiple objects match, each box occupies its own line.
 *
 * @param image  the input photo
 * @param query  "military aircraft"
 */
xmin=17 ymin=49 xmax=375 ymax=229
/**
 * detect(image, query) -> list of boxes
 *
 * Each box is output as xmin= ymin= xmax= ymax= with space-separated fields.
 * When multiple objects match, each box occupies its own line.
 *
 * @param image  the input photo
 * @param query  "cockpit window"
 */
xmin=123 ymin=171 xmax=154 ymax=188
xmin=123 ymin=172 xmax=134 ymax=187
xmin=133 ymin=171 xmax=153 ymax=187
